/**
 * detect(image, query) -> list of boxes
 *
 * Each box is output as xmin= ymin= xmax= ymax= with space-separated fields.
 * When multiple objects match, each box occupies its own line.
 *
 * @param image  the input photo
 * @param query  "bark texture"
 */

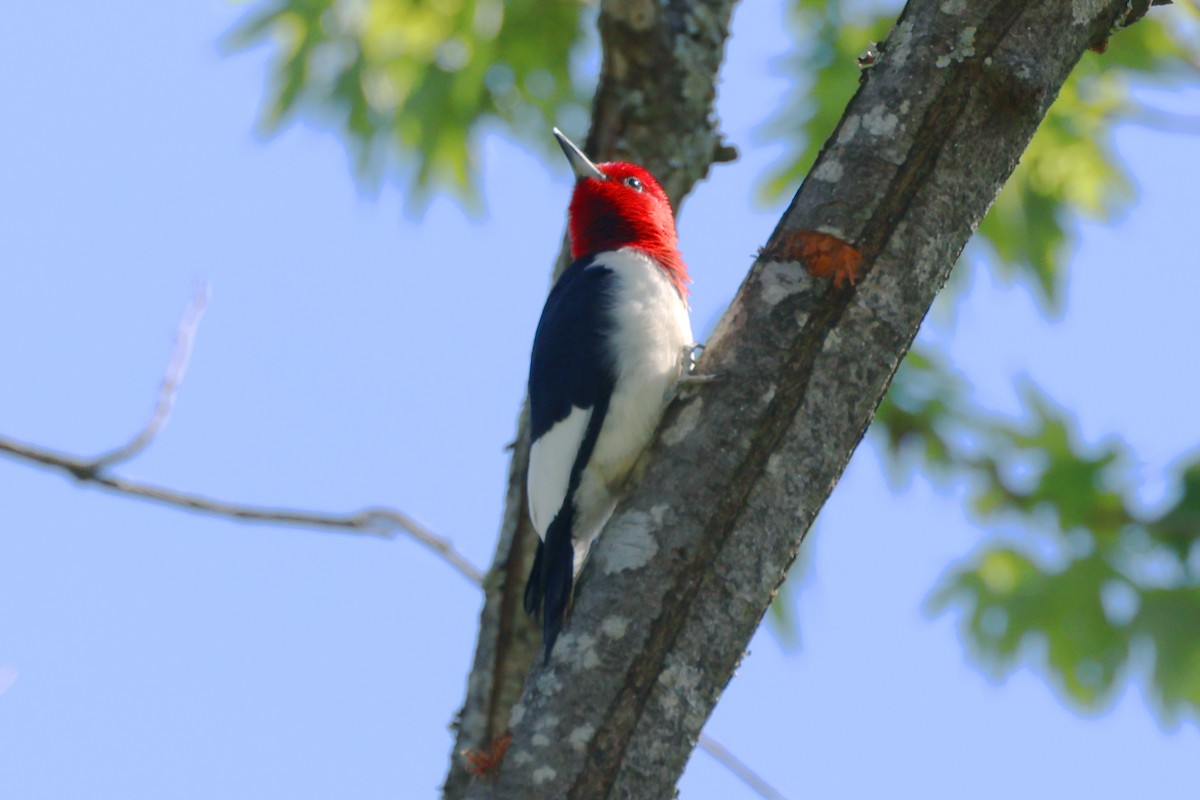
xmin=463 ymin=0 xmax=1143 ymax=797
xmin=442 ymin=2 xmax=738 ymax=797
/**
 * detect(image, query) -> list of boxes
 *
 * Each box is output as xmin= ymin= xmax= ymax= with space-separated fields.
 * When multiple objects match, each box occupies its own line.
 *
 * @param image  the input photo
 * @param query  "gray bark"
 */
xmin=457 ymin=0 xmax=1146 ymax=796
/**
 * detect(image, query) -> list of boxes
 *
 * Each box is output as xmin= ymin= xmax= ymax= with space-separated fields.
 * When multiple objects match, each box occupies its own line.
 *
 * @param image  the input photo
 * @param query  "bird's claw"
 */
xmin=678 ymin=343 xmax=718 ymax=386
xmin=683 ymin=343 xmax=706 ymax=373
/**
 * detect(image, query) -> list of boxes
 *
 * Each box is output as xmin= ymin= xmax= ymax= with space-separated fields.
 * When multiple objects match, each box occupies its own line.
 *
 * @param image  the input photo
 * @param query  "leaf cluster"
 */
xmin=879 ymin=351 xmax=1200 ymax=724
xmin=226 ymin=0 xmax=590 ymax=209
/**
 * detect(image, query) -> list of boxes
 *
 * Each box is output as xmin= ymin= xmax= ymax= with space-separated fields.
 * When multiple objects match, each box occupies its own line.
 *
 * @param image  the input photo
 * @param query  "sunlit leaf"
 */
xmin=226 ymin=0 xmax=591 ymax=209
xmin=886 ymin=353 xmax=1200 ymax=722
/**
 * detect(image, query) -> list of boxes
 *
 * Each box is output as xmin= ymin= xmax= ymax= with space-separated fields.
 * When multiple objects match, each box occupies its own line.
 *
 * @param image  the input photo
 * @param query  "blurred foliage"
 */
xmin=761 ymin=0 xmax=1196 ymax=312
xmin=226 ymin=0 xmax=1200 ymax=723
xmin=761 ymin=1 xmax=1200 ymax=724
xmin=876 ymin=350 xmax=1200 ymax=725
xmin=226 ymin=0 xmax=590 ymax=209
xmin=977 ymin=16 xmax=1193 ymax=313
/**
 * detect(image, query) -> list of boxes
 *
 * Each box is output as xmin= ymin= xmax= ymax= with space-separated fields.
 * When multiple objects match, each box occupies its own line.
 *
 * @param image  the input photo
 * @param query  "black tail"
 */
xmin=523 ymin=511 xmax=577 ymax=665
xmin=523 ymin=540 xmax=545 ymax=617
xmin=538 ymin=512 xmax=577 ymax=664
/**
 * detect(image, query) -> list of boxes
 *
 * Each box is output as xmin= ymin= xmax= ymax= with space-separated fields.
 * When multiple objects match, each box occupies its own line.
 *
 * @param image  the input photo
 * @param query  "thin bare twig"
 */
xmin=0 ymin=291 xmax=786 ymax=799
xmin=0 ymin=432 xmax=485 ymax=585
xmin=1120 ymin=102 xmax=1200 ymax=135
xmin=698 ymin=733 xmax=791 ymax=800
xmin=0 ymin=286 xmax=482 ymax=586
xmin=93 ymin=283 xmax=211 ymax=469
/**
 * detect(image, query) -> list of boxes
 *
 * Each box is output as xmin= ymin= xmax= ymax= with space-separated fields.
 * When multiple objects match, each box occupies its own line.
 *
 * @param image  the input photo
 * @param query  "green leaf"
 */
xmin=227 ymin=0 xmax=590 ymax=208
xmin=1137 ymin=588 xmax=1200 ymax=723
xmin=881 ymin=352 xmax=1199 ymax=722
xmin=757 ymin=2 xmax=894 ymax=204
xmin=1149 ymin=462 xmax=1200 ymax=563
xmin=932 ymin=547 xmax=1131 ymax=707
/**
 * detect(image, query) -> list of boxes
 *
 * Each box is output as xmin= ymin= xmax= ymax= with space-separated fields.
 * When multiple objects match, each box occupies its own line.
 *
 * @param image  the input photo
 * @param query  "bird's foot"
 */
xmin=680 ymin=343 xmax=719 ymax=385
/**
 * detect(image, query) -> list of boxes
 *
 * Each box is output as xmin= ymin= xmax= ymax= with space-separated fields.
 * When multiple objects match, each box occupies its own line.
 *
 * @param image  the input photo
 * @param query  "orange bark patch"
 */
xmin=462 ymin=732 xmax=512 ymax=779
xmin=764 ymin=230 xmax=862 ymax=289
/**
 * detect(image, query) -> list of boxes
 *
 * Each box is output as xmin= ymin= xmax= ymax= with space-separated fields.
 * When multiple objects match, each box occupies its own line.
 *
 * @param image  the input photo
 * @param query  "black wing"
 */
xmin=524 ymin=256 xmax=618 ymax=662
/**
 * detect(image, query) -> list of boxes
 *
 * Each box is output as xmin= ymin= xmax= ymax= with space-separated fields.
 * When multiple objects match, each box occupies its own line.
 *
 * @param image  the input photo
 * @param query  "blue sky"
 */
xmin=1 ymin=2 xmax=1197 ymax=798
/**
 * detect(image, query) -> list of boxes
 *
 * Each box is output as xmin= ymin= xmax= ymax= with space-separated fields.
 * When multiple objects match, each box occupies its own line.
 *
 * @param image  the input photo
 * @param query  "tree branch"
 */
xmin=697 ymin=733 xmax=790 ymax=800
xmin=0 ymin=430 xmax=485 ymax=584
xmin=467 ymin=1 xmax=1158 ymax=797
xmin=0 ymin=288 xmax=483 ymax=586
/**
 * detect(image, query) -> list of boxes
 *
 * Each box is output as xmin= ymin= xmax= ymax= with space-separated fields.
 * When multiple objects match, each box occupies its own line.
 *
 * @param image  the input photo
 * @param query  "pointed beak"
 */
xmin=553 ymin=127 xmax=606 ymax=182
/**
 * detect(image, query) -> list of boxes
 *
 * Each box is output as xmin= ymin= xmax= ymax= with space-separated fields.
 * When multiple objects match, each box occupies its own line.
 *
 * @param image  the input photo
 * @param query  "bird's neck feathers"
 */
xmin=567 ymin=165 xmax=690 ymax=298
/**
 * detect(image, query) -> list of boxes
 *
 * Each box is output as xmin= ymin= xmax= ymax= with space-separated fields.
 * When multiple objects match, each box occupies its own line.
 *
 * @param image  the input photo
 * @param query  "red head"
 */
xmin=554 ymin=129 xmax=689 ymax=297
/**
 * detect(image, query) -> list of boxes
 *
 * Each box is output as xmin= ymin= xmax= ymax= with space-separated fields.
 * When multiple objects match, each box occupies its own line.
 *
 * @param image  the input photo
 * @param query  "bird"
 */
xmin=523 ymin=128 xmax=694 ymax=663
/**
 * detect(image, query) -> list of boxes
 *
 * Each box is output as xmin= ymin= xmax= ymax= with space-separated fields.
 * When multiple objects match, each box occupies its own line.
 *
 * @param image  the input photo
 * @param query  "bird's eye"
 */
xmin=623 ymin=176 xmax=644 ymax=192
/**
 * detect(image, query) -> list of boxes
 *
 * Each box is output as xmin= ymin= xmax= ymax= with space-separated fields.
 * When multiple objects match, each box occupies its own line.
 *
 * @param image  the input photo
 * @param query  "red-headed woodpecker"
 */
xmin=524 ymin=129 xmax=694 ymax=663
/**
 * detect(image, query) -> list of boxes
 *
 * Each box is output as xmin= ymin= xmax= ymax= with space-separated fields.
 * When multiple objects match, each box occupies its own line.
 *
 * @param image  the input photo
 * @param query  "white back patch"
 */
xmin=528 ymin=405 xmax=592 ymax=539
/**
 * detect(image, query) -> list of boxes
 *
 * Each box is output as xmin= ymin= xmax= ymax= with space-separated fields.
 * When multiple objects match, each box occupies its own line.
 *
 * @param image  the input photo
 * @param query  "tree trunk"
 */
xmin=452 ymin=0 xmax=1143 ymax=796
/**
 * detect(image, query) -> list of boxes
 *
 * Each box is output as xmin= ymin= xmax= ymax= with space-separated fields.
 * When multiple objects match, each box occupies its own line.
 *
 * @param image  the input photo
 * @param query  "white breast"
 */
xmin=526 ymin=247 xmax=693 ymax=573
xmin=561 ymin=249 xmax=692 ymax=568
xmin=588 ymin=247 xmax=693 ymax=486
